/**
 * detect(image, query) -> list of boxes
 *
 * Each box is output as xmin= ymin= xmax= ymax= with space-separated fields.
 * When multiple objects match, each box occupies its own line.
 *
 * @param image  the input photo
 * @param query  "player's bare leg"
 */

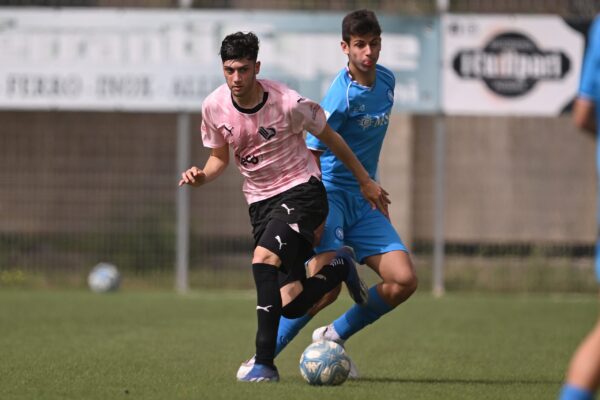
xmin=311 ymin=250 xmax=417 ymax=378
xmin=363 ymin=250 xmax=418 ymax=307
xmin=560 ymin=318 xmax=600 ymax=399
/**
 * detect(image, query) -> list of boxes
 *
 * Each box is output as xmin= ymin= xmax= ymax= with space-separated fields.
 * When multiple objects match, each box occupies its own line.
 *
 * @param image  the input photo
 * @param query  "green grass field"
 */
xmin=0 ymin=289 xmax=597 ymax=400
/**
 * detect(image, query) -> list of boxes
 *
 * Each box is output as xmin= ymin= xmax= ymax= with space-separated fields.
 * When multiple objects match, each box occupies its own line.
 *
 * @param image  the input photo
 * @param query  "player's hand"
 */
xmin=179 ymin=166 xmax=206 ymax=187
xmin=360 ymin=179 xmax=391 ymax=218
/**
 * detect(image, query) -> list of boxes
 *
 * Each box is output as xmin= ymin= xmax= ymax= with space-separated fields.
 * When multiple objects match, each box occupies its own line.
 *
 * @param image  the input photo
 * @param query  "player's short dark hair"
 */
xmin=220 ymin=31 xmax=260 ymax=62
xmin=342 ymin=9 xmax=382 ymax=43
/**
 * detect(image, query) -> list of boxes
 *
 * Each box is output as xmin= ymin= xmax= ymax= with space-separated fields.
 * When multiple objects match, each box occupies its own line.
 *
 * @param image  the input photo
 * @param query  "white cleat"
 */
xmin=312 ymin=324 xmax=360 ymax=379
xmin=236 ymin=355 xmax=255 ymax=380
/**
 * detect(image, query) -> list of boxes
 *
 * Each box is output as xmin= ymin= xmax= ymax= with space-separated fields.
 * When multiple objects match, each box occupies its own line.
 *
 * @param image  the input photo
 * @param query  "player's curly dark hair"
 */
xmin=342 ymin=9 xmax=382 ymax=43
xmin=220 ymin=31 xmax=260 ymax=62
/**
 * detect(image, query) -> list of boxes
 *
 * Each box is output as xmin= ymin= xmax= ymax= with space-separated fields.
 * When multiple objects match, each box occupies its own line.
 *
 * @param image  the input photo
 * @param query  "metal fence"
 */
xmin=1 ymin=0 xmax=599 ymax=292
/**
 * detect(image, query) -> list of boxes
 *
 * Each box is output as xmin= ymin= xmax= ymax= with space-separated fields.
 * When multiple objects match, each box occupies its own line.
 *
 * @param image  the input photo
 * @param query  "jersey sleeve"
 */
xmin=305 ymin=86 xmax=348 ymax=152
xmin=579 ymin=17 xmax=600 ymax=99
xmin=290 ymin=93 xmax=327 ymax=139
xmin=200 ymin=102 xmax=226 ymax=148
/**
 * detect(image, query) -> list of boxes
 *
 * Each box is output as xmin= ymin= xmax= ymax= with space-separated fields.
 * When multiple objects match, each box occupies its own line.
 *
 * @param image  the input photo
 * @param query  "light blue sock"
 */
xmin=559 ymin=384 xmax=595 ymax=400
xmin=332 ymin=285 xmax=393 ymax=340
xmin=275 ymin=314 xmax=312 ymax=356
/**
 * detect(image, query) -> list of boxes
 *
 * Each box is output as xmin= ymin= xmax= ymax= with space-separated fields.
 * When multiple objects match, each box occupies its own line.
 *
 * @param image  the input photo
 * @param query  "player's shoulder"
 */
xmin=202 ymin=83 xmax=230 ymax=112
xmin=260 ymin=79 xmax=296 ymax=97
xmin=376 ymin=64 xmax=396 ymax=86
xmin=329 ymin=68 xmax=352 ymax=91
xmin=322 ymin=68 xmax=352 ymax=106
xmin=261 ymin=79 xmax=316 ymax=110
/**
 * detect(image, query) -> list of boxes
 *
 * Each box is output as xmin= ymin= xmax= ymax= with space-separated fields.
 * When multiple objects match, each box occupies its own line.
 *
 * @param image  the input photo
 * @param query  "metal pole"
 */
xmin=175 ymin=0 xmax=193 ymax=294
xmin=176 ymin=113 xmax=191 ymax=293
xmin=432 ymin=0 xmax=448 ymax=297
xmin=432 ymin=115 xmax=446 ymax=297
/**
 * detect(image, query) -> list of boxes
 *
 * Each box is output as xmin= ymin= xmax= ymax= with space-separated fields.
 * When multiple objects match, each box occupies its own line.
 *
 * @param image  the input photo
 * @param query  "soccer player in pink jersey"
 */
xmin=179 ymin=31 xmax=389 ymax=382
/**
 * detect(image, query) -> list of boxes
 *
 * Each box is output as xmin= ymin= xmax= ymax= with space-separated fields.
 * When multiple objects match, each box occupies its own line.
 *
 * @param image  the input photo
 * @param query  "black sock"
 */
xmin=252 ymin=263 xmax=281 ymax=368
xmin=281 ymin=258 xmax=350 ymax=318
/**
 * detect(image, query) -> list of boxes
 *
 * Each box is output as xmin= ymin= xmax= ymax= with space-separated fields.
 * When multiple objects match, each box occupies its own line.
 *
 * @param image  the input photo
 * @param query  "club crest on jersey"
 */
xmin=258 ymin=127 xmax=276 ymax=140
xmin=335 ymin=226 xmax=344 ymax=241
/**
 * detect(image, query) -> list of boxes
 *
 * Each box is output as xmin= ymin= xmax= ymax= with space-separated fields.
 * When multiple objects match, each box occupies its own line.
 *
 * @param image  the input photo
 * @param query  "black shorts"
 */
xmin=248 ymin=176 xmax=328 ymax=285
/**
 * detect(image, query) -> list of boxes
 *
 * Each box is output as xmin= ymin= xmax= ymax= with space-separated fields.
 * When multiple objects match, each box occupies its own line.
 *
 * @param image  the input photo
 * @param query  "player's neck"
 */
xmin=233 ymin=82 xmax=264 ymax=109
xmin=347 ymin=64 xmax=376 ymax=87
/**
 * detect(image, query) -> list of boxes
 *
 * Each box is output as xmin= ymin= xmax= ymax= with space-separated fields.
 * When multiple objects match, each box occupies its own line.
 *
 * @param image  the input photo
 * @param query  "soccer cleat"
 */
xmin=236 ymin=360 xmax=279 ymax=382
xmin=236 ymin=355 xmax=255 ymax=380
xmin=334 ymin=246 xmax=368 ymax=306
xmin=312 ymin=324 xmax=360 ymax=379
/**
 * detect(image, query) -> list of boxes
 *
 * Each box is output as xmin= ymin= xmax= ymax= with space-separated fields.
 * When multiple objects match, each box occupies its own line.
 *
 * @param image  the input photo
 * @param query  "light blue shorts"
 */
xmin=314 ymin=188 xmax=407 ymax=263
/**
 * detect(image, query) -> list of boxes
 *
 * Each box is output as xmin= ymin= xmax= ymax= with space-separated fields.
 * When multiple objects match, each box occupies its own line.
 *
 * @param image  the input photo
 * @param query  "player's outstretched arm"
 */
xmin=178 ymin=144 xmax=229 ymax=187
xmin=317 ymin=124 xmax=390 ymax=216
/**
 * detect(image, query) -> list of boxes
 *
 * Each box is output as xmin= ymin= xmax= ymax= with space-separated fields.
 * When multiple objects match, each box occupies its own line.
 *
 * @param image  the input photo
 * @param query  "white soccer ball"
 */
xmin=87 ymin=263 xmax=120 ymax=293
xmin=299 ymin=340 xmax=351 ymax=385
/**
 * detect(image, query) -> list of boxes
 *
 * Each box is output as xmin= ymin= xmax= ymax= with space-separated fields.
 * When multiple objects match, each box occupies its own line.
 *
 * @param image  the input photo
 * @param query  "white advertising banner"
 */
xmin=442 ymin=14 xmax=585 ymax=116
xmin=0 ymin=9 xmax=438 ymax=112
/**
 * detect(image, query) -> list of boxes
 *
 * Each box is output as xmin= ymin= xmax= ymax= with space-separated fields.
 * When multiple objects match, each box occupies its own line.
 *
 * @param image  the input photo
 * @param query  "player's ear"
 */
xmin=340 ymin=41 xmax=349 ymax=55
xmin=255 ymin=61 xmax=261 ymax=75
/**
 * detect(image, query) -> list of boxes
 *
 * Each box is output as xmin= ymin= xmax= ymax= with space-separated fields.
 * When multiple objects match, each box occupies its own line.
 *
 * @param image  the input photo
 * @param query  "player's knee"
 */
xmin=252 ymin=246 xmax=281 ymax=266
xmin=388 ymin=274 xmax=418 ymax=304
xmin=406 ymin=272 xmax=419 ymax=294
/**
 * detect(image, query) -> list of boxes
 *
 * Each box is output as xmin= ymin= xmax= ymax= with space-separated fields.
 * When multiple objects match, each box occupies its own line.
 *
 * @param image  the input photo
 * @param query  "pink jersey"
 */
xmin=200 ymin=79 xmax=326 ymax=204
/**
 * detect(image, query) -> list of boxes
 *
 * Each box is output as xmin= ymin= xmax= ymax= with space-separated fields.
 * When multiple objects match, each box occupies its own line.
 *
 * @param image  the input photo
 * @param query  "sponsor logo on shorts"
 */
xmin=281 ymin=203 xmax=294 ymax=215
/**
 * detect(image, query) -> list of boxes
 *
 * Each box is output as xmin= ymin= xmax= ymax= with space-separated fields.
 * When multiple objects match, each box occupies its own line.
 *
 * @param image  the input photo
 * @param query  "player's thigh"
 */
xmin=313 ymin=193 xmax=346 ymax=255
xmin=255 ymin=218 xmax=312 ymax=275
xmin=364 ymin=250 xmax=416 ymax=285
xmin=345 ymin=207 xmax=407 ymax=264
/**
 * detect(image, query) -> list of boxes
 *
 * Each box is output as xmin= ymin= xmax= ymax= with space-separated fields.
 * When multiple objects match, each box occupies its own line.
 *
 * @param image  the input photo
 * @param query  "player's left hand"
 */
xmin=360 ymin=179 xmax=390 ymax=218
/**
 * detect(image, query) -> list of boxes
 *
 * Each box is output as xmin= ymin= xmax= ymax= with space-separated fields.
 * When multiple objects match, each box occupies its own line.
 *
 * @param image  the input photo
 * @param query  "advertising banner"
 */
xmin=0 ymin=9 xmax=438 ymax=112
xmin=442 ymin=14 xmax=584 ymax=116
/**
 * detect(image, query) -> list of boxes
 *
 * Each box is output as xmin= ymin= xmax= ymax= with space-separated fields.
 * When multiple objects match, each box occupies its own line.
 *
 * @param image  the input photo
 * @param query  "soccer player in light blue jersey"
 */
xmin=238 ymin=9 xmax=418 ymax=379
xmin=559 ymin=15 xmax=600 ymax=400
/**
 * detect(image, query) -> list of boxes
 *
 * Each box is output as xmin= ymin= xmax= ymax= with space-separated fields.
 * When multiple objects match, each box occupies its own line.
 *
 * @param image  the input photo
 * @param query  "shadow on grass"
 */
xmin=358 ymin=377 xmax=559 ymax=385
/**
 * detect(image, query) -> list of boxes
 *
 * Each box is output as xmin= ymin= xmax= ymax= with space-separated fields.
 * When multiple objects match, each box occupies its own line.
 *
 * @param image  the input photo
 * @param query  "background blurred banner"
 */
xmin=0 ymin=8 xmax=439 ymax=113
xmin=442 ymin=14 xmax=584 ymax=116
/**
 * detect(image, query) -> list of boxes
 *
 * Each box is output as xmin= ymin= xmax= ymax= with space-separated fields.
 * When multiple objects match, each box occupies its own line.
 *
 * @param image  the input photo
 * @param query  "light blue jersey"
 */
xmin=306 ymin=65 xmax=395 ymax=192
xmin=578 ymin=17 xmax=600 ymax=283
xmin=305 ymin=64 xmax=405 ymax=262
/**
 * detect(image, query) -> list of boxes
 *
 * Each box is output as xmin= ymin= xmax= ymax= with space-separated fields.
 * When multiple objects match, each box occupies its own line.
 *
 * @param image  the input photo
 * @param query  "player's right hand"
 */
xmin=179 ymin=166 xmax=206 ymax=187
xmin=359 ymin=179 xmax=391 ymax=218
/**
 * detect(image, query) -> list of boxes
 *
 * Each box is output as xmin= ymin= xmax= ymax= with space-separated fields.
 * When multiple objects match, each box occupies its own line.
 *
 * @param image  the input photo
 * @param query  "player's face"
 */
xmin=342 ymin=33 xmax=381 ymax=74
xmin=222 ymin=59 xmax=260 ymax=101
